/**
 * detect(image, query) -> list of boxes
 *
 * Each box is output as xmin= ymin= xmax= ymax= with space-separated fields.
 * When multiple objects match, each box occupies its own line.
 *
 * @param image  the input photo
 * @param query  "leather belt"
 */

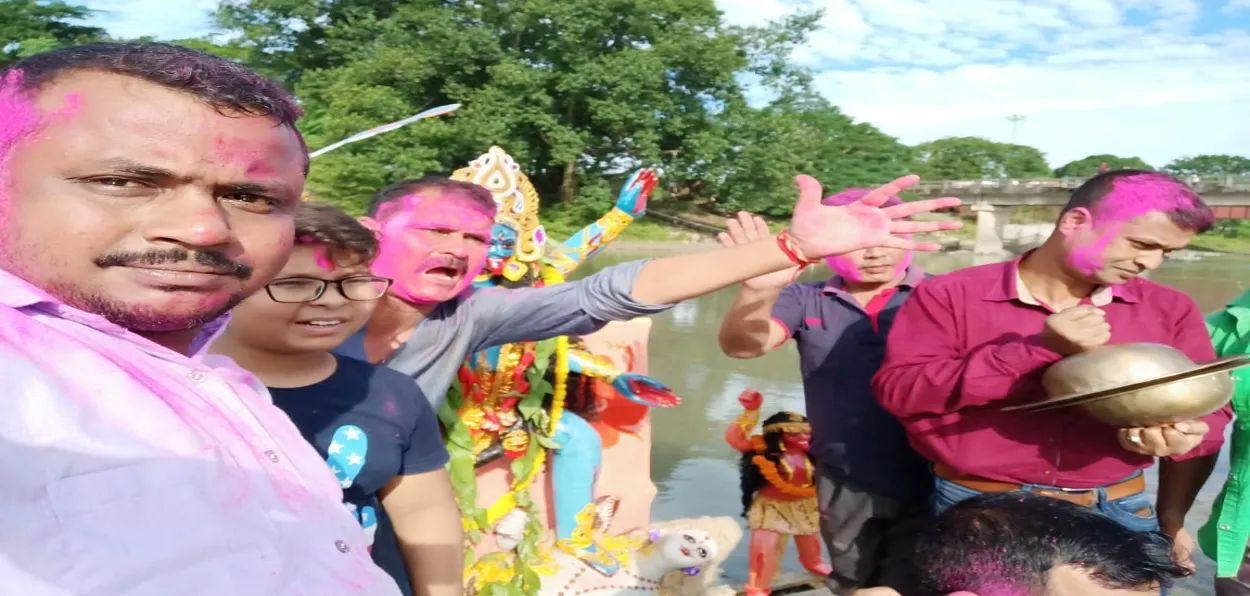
xmin=934 ymin=463 xmax=1146 ymax=508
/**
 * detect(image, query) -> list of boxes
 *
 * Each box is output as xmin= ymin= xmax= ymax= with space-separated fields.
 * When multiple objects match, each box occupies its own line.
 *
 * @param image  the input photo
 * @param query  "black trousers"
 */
xmin=816 ymin=470 xmax=929 ymax=595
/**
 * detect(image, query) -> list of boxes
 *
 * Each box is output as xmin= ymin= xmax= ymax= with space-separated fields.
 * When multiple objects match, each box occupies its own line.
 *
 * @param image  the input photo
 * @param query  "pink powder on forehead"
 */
xmin=292 ymin=237 xmax=337 ymax=271
xmin=214 ymin=135 xmax=274 ymax=179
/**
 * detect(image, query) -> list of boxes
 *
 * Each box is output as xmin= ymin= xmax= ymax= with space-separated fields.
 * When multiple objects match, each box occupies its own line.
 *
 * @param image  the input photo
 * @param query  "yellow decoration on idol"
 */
xmin=451 ymin=146 xmax=546 ymax=275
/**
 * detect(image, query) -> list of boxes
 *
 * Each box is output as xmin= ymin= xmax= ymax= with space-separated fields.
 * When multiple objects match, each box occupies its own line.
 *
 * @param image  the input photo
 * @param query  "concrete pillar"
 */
xmin=971 ymin=202 xmax=1007 ymax=256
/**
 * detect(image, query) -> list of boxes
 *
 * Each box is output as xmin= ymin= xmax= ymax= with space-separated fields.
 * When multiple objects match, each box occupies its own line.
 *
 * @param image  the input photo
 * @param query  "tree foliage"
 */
xmin=1164 ymin=154 xmax=1250 ymax=177
xmin=1053 ymin=154 xmax=1152 ymax=178
xmin=910 ymin=136 xmax=1051 ymax=180
xmin=213 ymin=0 xmax=911 ymax=217
xmin=0 ymin=0 xmax=107 ymax=68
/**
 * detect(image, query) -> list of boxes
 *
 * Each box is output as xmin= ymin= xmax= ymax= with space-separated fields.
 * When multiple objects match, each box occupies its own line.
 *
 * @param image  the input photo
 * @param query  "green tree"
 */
xmin=1053 ymin=154 xmax=1152 ymax=178
xmin=1164 ymin=154 xmax=1250 ymax=177
xmin=0 ymin=0 xmax=107 ymax=68
xmin=701 ymin=95 xmax=912 ymax=216
xmin=217 ymin=0 xmax=782 ymax=215
xmin=910 ymin=136 xmax=1050 ymax=180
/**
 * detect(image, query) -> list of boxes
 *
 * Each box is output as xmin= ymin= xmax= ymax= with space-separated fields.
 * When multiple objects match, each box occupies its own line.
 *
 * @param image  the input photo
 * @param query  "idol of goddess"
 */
xmin=443 ymin=147 xmax=680 ymax=589
xmin=726 ymin=389 xmax=832 ymax=596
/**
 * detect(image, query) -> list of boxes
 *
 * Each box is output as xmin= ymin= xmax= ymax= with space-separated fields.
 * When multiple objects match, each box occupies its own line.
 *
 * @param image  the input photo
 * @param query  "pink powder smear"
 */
xmin=1065 ymin=174 xmax=1203 ymax=274
xmin=821 ymin=187 xmax=911 ymax=282
xmin=369 ymin=192 xmax=492 ymax=303
xmin=1088 ymin=174 xmax=1202 ymax=226
xmin=214 ymin=135 xmax=274 ymax=180
xmin=0 ymin=71 xmax=41 ymax=161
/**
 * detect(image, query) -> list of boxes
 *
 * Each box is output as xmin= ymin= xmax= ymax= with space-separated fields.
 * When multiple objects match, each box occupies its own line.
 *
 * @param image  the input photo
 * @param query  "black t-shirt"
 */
xmin=269 ymin=355 xmax=449 ymax=596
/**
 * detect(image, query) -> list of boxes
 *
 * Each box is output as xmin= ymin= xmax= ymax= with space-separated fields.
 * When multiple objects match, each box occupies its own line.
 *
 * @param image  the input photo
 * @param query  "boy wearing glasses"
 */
xmin=209 ymin=202 xmax=458 ymax=596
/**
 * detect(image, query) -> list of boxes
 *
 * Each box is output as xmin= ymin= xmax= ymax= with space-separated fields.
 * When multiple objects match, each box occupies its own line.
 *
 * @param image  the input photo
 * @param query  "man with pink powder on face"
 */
xmin=333 ymin=176 xmax=965 ymax=417
xmin=873 ymin=169 xmax=1231 ymax=573
xmin=716 ymin=188 xmax=934 ymax=595
xmin=0 ymin=43 xmax=401 ymax=594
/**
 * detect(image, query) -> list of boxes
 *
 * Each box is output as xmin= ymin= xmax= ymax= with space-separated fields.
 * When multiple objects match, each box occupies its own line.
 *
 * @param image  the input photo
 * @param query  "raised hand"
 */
xmin=615 ymin=169 xmax=657 ymax=217
xmin=718 ymin=211 xmax=801 ymax=291
xmin=786 ymin=175 xmax=962 ymax=260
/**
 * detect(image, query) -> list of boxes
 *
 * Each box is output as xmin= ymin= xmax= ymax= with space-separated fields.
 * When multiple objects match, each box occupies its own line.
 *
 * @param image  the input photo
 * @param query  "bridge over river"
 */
xmin=910 ymin=176 xmax=1250 ymax=254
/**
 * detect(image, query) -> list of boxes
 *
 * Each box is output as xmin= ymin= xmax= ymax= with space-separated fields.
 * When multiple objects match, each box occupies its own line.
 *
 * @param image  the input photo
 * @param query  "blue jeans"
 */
xmin=932 ymin=472 xmax=1160 ymax=532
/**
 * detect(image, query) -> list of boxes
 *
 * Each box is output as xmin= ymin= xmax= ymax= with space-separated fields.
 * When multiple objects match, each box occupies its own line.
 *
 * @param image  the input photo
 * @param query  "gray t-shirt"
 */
xmin=335 ymin=259 xmax=671 ymax=406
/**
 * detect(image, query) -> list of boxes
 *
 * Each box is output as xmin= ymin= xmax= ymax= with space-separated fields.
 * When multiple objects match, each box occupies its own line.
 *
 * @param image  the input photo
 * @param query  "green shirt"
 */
xmin=1201 ymin=289 xmax=1250 ymax=577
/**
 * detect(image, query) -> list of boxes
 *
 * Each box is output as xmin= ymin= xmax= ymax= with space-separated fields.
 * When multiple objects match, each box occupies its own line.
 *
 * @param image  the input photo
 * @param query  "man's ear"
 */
xmin=1055 ymin=207 xmax=1093 ymax=236
xmin=358 ymin=216 xmax=381 ymax=236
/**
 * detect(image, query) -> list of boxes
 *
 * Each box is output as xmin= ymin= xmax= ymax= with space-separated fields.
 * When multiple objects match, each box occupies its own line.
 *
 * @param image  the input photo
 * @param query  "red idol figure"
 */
xmin=726 ymin=389 xmax=832 ymax=596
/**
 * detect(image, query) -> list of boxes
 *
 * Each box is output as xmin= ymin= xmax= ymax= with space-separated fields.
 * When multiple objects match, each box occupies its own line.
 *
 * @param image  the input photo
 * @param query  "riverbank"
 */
xmin=593 ymin=212 xmax=1250 ymax=255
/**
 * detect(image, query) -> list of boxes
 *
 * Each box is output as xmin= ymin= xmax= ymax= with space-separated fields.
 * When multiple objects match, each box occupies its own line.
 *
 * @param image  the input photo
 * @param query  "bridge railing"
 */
xmin=911 ymin=175 xmax=1250 ymax=194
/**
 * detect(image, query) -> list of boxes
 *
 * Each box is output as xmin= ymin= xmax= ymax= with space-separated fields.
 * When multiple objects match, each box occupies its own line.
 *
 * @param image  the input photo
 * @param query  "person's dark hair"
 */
xmin=6 ymin=42 xmax=307 ymax=169
xmin=738 ymin=411 xmax=808 ymax=517
xmin=366 ymin=176 xmax=497 ymax=219
xmin=888 ymin=491 xmax=1190 ymax=595
xmin=295 ymin=201 xmax=378 ymax=265
xmin=1061 ymin=169 xmax=1214 ymax=233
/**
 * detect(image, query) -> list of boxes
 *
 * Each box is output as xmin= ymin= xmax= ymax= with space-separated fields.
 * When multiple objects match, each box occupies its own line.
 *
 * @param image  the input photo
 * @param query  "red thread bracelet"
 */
xmin=776 ymin=229 xmax=819 ymax=266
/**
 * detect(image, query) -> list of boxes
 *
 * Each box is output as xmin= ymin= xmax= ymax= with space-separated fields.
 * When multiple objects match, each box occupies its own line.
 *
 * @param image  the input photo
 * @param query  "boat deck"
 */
xmin=731 ymin=572 xmax=830 ymax=596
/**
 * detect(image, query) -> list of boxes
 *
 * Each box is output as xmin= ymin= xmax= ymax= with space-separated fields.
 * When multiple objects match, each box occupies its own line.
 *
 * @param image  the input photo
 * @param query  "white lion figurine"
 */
xmin=484 ymin=497 xmax=742 ymax=596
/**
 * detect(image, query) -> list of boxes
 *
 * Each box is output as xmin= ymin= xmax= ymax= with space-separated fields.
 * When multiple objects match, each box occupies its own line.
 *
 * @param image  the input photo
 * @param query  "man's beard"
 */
xmin=46 ymin=280 xmax=246 ymax=333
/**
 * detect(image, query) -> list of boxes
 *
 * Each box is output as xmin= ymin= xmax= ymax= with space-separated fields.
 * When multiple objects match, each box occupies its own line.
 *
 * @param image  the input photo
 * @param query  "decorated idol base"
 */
xmin=469 ymin=319 xmax=660 ymax=555
xmin=465 ymin=320 xmax=741 ymax=595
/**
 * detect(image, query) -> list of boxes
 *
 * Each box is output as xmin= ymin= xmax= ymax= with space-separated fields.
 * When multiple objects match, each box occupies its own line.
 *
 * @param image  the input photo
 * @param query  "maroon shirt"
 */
xmin=872 ymin=254 xmax=1231 ymax=488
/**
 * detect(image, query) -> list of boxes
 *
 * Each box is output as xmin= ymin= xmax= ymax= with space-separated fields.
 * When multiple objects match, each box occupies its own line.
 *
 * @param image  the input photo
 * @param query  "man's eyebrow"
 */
xmin=94 ymin=158 xmax=183 ymax=180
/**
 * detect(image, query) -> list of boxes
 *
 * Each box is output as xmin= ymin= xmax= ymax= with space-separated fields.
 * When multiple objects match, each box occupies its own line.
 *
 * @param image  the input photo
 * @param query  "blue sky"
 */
xmin=81 ymin=0 xmax=1250 ymax=169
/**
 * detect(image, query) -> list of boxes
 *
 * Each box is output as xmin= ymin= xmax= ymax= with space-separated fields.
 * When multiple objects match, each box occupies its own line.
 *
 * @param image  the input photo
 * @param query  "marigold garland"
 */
xmin=752 ymin=454 xmax=817 ymax=498
xmin=453 ymin=265 xmax=574 ymax=595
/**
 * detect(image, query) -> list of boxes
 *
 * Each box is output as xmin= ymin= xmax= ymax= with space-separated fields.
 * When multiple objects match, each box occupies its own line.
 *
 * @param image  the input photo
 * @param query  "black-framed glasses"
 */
xmin=264 ymin=276 xmax=393 ymax=303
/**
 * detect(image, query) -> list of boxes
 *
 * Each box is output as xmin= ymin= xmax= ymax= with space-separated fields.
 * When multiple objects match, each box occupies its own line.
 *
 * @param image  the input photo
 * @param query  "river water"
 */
xmin=579 ymin=247 xmax=1250 ymax=594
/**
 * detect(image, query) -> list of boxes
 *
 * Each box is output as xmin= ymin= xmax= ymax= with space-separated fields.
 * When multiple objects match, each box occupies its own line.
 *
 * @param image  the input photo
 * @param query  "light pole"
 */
xmin=1006 ymin=114 xmax=1026 ymax=144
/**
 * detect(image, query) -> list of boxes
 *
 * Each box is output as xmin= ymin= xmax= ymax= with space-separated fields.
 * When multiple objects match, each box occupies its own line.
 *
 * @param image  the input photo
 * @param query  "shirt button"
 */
xmin=335 ymin=540 xmax=351 ymax=553
xmin=264 ymin=450 xmax=280 ymax=464
xmin=188 ymin=371 xmax=207 ymax=382
xmin=1221 ymin=525 xmax=1233 ymax=531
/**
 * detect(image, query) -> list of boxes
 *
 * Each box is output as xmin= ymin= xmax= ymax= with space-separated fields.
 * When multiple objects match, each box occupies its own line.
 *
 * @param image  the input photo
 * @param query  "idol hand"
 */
xmin=1117 ymin=420 xmax=1208 ymax=457
xmin=615 ymin=169 xmax=657 ymax=217
xmin=737 ymin=389 xmax=764 ymax=411
xmin=786 ymin=175 xmax=962 ymax=259
xmin=613 ymin=373 xmax=680 ymax=408
xmin=719 ymin=211 xmax=801 ymax=290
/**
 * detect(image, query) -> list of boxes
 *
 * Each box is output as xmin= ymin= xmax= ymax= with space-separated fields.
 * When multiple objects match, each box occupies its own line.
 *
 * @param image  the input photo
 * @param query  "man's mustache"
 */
xmin=94 ymin=249 xmax=253 ymax=280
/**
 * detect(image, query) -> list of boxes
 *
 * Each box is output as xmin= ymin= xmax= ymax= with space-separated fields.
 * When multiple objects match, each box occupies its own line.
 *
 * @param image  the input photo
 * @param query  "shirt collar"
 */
xmin=982 ymin=251 xmax=1140 ymax=307
xmin=0 ymin=266 xmax=228 ymax=359
xmin=821 ymin=265 xmax=926 ymax=295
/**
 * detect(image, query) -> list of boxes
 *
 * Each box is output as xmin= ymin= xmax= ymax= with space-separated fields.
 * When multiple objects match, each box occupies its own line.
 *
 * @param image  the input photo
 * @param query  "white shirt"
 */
xmin=0 ymin=268 xmax=402 ymax=596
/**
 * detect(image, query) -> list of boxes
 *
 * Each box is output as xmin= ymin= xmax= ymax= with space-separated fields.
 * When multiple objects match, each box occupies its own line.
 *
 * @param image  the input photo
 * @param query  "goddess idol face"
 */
xmin=485 ymin=222 xmax=518 ymax=276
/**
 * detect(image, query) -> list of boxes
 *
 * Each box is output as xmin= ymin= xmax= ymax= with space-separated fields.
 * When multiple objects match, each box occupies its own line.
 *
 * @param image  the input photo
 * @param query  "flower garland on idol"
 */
xmin=439 ymin=267 xmax=572 ymax=595
xmin=748 ymin=435 xmax=816 ymax=498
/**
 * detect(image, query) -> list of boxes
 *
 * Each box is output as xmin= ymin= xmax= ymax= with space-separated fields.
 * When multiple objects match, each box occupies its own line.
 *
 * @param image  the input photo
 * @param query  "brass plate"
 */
xmin=1003 ymin=353 xmax=1250 ymax=413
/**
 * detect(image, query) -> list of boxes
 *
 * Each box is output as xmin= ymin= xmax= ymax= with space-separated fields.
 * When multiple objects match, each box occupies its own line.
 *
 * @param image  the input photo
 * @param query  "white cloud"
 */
xmin=80 ymin=0 xmax=1248 ymax=170
xmin=83 ymin=0 xmax=217 ymax=40
xmin=721 ymin=0 xmax=1250 ymax=169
